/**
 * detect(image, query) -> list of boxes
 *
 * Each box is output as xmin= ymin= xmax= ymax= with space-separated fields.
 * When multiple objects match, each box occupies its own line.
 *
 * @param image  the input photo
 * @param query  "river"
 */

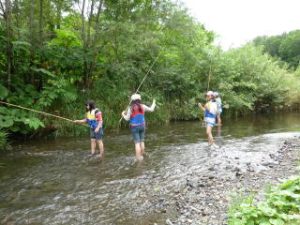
xmin=1 ymin=112 xmax=300 ymax=225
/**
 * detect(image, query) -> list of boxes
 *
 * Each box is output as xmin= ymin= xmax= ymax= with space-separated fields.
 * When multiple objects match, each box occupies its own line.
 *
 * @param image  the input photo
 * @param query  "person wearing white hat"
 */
xmin=213 ymin=92 xmax=222 ymax=126
xmin=122 ymin=94 xmax=156 ymax=161
xmin=198 ymin=91 xmax=218 ymax=149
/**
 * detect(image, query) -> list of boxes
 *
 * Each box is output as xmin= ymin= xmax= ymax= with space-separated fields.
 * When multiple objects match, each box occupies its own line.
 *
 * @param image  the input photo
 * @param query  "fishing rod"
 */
xmin=118 ymin=51 xmax=162 ymax=124
xmin=0 ymin=101 xmax=75 ymax=123
xmin=207 ymin=63 xmax=212 ymax=91
xmin=206 ymin=49 xmax=214 ymax=92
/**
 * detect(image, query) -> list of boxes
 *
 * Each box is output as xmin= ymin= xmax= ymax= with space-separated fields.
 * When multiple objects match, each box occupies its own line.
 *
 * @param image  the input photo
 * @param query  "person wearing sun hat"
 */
xmin=122 ymin=93 xmax=156 ymax=161
xmin=198 ymin=91 xmax=218 ymax=149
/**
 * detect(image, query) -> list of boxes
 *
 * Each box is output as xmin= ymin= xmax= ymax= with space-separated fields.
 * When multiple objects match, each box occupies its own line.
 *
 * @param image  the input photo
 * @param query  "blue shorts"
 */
xmin=205 ymin=117 xmax=215 ymax=127
xmin=90 ymin=128 xmax=104 ymax=140
xmin=130 ymin=126 xmax=145 ymax=143
xmin=206 ymin=122 xmax=215 ymax=127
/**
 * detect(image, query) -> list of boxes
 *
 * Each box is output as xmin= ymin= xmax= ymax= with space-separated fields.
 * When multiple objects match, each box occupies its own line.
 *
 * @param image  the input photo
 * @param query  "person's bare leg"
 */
xmin=135 ymin=143 xmax=143 ymax=161
xmin=140 ymin=142 xmax=145 ymax=155
xmin=97 ymin=140 xmax=104 ymax=158
xmin=217 ymin=115 xmax=222 ymax=126
xmin=206 ymin=126 xmax=214 ymax=145
xmin=91 ymin=139 xmax=96 ymax=155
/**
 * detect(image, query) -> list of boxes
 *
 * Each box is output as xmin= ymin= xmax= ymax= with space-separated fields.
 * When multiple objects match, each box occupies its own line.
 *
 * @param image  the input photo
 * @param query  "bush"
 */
xmin=228 ymin=176 xmax=300 ymax=225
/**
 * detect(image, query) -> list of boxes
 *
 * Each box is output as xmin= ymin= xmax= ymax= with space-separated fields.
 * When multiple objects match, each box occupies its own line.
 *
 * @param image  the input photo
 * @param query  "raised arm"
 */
xmin=142 ymin=99 xmax=156 ymax=112
xmin=198 ymin=103 xmax=206 ymax=112
xmin=121 ymin=107 xmax=131 ymax=121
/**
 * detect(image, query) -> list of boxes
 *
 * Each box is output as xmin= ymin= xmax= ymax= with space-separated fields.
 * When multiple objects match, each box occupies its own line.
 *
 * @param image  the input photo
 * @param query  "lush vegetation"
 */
xmin=0 ymin=0 xmax=300 ymax=146
xmin=253 ymin=30 xmax=300 ymax=69
xmin=228 ymin=176 xmax=300 ymax=225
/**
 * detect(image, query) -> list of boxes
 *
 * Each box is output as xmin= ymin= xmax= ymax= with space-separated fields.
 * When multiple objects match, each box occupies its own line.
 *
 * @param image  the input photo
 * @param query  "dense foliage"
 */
xmin=253 ymin=30 xmax=300 ymax=69
xmin=0 ymin=0 xmax=300 ymax=143
xmin=228 ymin=176 xmax=300 ymax=225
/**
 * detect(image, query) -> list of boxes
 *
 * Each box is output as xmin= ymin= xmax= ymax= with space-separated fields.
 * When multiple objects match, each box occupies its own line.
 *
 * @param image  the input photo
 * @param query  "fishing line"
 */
xmin=0 ymin=101 xmax=86 ymax=126
xmin=207 ymin=63 xmax=212 ymax=91
xmin=118 ymin=50 xmax=162 ymax=126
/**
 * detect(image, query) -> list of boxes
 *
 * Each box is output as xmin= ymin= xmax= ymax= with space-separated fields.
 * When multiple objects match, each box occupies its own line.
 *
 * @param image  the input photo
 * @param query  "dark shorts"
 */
xmin=130 ymin=126 xmax=145 ymax=143
xmin=90 ymin=128 xmax=104 ymax=140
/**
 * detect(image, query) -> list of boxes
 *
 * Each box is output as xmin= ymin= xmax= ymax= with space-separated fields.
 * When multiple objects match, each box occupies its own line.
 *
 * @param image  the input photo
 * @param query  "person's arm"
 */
xmin=94 ymin=111 xmax=103 ymax=132
xmin=74 ymin=119 xmax=87 ymax=124
xmin=121 ymin=107 xmax=131 ymax=121
xmin=198 ymin=103 xmax=206 ymax=111
xmin=142 ymin=99 xmax=156 ymax=112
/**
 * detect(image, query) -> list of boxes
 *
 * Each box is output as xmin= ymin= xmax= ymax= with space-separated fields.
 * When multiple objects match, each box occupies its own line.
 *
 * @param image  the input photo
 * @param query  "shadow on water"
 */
xmin=0 ymin=112 xmax=300 ymax=224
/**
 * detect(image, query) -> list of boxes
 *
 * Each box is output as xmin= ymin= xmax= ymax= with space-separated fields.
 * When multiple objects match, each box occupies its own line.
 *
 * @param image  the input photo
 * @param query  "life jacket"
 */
xmin=204 ymin=101 xmax=217 ymax=125
xmin=130 ymin=104 xmax=145 ymax=127
xmin=86 ymin=108 xmax=100 ymax=129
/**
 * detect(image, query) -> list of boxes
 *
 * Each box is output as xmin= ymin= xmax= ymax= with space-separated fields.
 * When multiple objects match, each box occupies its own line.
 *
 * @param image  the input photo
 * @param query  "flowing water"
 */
xmin=1 ymin=113 xmax=300 ymax=225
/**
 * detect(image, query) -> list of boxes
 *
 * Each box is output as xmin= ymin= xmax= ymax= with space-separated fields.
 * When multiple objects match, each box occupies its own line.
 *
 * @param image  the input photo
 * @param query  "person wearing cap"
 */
xmin=74 ymin=100 xmax=104 ymax=158
xmin=122 ymin=94 xmax=156 ymax=161
xmin=214 ymin=92 xmax=222 ymax=126
xmin=198 ymin=91 xmax=218 ymax=149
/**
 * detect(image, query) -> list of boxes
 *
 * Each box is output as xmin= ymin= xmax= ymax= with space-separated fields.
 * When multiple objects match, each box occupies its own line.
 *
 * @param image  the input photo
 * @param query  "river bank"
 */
xmin=164 ymin=134 xmax=300 ymax=225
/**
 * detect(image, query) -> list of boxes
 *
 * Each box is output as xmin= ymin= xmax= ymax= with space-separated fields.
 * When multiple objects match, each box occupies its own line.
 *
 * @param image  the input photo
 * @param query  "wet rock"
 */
xmin=166 ymin=218 xmax=174 ymax=225
xmin=225 ymin=165 xmax=233 ymax=170
xmin=247 ymin=166 xmax=255 ymax=172
xmin=208 ymin=175 xmax=215 ymax=180
xmin=187 ymin=219 xmax=193 ymax=223
xmin=261 ymin=161 xmax=269 ymax=166
xmin=269 ymin=153 xmax=275 ymax=159
xmin=186 ymin=179 xmax=194 ymax=189
xmin=208 ymin=166 xmax=215 ymax=171
xmin=198 ymin=182 xmax=206 ymax=187
xmin=235 ymin=170 xmax=243 ymax=177
xmin=161 ymin=208 xmax=167 ymax=213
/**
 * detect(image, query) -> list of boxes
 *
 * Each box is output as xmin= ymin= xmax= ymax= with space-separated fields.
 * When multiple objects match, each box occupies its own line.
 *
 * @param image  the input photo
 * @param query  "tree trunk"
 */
xmin=81 ymin=0 xmax=104 ymax=89
xmin=39 ymin=0 xmax=43 ymax=45
xmin=4 ymin=0 xmax=13 ymax=90
xmin=88 ymin=0 xmax=104 ymax=78
xmin=29 ymin=0 xmax=34 ymax=44
xmin=80 ymin=0 xmax=86 ymax=44
xmin=29 ymin=0 xmax=35 ymax=85
xmin=87 ymin=0 xmax=95 ymax=46
xmin=56 ymin=0 xmax=62 ymax=29
xmin=15 ymin=0 xmax=20 ymax=38
xmin=80 ymin=0 xmax=89 ymax=88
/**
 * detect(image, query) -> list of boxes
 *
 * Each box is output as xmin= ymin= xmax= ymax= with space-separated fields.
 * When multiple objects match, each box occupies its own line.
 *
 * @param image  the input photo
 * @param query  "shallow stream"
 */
xmin=1 ymin=113 xmax=300 ymax=225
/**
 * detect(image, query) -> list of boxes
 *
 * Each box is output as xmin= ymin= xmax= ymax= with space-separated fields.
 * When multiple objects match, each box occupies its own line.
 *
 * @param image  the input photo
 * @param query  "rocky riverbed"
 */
xmin=1 ymin=131 xmax=300 ymax=225
xmin=162 ymin=134 xmax=300 ymax=225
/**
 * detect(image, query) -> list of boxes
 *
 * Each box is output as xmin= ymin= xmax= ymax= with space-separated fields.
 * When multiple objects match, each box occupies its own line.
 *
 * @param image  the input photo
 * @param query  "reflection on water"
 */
xmin=0 ymin=113 xmax=300 ymax=224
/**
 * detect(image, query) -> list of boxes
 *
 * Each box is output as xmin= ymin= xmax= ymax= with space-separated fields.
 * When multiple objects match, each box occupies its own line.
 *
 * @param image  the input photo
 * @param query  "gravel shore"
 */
xmin=166 ymin=135 xmax=300 ymax=225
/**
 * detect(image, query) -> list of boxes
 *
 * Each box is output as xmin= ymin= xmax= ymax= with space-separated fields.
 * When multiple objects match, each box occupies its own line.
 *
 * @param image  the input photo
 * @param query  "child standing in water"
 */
xmin=198 ymin=91 xmax=218 ymax=149
xmin=122 ymin=94 xmax=156 ymax=161
xmin=74 ymin=100 xmax=104 ymax=158
xmin=214 ymin=92 xmax=222 ymax=126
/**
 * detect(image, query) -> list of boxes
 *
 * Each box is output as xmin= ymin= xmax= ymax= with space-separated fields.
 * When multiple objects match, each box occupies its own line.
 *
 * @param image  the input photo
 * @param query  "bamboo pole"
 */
xmin=119 ymin=51 xmax=161 ymax=124
xmin=0 ymin=101 xmax=75 ymax=123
